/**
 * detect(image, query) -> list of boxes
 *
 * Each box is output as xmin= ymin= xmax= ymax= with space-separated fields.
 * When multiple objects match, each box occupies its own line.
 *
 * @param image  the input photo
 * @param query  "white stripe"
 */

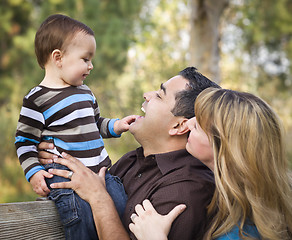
xmin=94 ymin=107 xmax=100 ymax=115
xmin=17 ymin=145 xmax=38 ymax=158
xmin=77 ymin=148 xmax=109 ymax=167
xmin=25 ymin=86 xmax=42 ymax=99
xmin=44 ymin=147 xmax=62 ymax=157
xmin=20 ymin=107 xmax=45 ymax=124
xmin=48 ymin=108 xmax=94 ymax=127
xmin=43 ymin=147 xmax=108 ymax=167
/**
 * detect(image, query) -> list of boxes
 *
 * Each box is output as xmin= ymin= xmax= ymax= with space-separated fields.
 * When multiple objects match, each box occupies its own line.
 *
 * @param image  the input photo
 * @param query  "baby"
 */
xmin=15 ymin=14 xmax=137 ymax=239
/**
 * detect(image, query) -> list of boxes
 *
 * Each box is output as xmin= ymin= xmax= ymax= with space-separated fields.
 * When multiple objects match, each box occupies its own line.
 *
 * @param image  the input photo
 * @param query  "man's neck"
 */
xmin=142 ymin=138 xmax=187 ymax=157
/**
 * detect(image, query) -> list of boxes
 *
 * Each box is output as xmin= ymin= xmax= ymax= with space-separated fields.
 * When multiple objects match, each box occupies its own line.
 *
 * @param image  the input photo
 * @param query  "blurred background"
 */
xmin=1 ymin=0 xmax=291 ymax=202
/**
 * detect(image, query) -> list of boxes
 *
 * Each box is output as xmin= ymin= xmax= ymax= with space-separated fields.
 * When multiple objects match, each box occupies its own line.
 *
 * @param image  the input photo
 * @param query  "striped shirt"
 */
xmin=15 ymin=85 xmax=120 ymax=181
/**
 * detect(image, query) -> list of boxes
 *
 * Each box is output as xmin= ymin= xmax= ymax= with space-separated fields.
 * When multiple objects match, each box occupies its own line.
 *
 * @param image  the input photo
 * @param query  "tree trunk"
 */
xmin=189 ymin=0 xmax=229 ymax=83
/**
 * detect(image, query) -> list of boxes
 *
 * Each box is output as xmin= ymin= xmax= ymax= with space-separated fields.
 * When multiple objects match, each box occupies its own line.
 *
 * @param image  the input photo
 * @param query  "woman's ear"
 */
xmin=51 ymin=49 xmax=62 ymax=67
xmin=169 ymin=118 xmax=189 ymax=136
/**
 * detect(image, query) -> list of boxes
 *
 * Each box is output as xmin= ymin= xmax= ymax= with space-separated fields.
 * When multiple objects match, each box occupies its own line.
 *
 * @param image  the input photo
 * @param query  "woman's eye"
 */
xmin=83 ymin=58 xmax=89 ymax=62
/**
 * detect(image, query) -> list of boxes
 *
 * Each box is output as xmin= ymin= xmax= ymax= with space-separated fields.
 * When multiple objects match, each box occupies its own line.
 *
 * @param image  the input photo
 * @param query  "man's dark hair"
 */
xmin=171 ymin=67 xmax=220 ymax=119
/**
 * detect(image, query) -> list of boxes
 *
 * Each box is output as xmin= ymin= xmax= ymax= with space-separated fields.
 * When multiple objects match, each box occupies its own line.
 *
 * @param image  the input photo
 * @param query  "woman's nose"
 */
xmin=186 ymin=120 xmax=192 ymax=130
xmin=186 ymin=117 xmax=196 ymax=130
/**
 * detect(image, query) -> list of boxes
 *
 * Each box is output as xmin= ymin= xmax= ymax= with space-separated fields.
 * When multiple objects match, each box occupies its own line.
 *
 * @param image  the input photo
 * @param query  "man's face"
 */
xmin=129 ymin=75 xmax=189 ymax=145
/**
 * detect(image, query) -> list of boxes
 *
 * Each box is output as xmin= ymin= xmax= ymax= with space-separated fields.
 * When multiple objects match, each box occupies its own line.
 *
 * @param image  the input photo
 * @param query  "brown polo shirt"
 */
xmin=109 ymin=147 xmax=215 ymax=240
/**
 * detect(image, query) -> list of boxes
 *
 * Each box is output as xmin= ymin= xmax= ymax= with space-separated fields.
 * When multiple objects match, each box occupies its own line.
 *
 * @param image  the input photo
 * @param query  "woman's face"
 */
xmin=186 ymin=117 xmax=214 ymax=168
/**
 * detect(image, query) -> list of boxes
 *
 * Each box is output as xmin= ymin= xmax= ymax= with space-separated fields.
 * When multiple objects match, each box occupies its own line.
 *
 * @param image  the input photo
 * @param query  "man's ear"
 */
xmin=169 ymin=118 xmax=189 ymax=136
xmin=51 ymin=49 xmax=62 ymax=67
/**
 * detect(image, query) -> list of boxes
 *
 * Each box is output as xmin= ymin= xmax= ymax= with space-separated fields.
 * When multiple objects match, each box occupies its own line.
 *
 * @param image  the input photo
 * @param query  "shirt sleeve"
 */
xmin=15 ymin=97 xmax=45 ymax=181
xmin=149 ymin=179 xmax=214 ymax=240
xmin=92 ymin=93 xmax=121 ymax=138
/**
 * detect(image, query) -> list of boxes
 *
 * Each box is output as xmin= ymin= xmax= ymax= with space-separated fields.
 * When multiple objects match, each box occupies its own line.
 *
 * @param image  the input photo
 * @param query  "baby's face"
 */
xmin=59 ymin=31 xmax=96 ymax=87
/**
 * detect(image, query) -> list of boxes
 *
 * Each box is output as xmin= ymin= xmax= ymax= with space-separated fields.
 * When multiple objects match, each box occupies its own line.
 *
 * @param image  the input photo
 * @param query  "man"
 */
xmin=40 ymin=67 xmax=220 ymax=239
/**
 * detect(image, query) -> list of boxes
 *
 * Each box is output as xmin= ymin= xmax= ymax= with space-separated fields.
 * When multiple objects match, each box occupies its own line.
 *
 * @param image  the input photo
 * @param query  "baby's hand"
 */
xmin=114 ymin=115 xmax=139 ymax=135
xmin=30 ymin=170 xmax=53 ymax=197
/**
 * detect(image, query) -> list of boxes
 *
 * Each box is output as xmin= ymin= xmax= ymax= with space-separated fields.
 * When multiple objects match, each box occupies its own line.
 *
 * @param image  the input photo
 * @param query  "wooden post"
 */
xmin=0 ymin=200 xmax=65 ymax=239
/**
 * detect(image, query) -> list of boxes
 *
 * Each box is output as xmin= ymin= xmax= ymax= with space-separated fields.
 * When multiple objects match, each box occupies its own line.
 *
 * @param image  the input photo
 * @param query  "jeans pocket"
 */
xmin=49 ymin=188 xmax=80 ymax=226
xmin=112 ymin=175 xmax=124 ymax=187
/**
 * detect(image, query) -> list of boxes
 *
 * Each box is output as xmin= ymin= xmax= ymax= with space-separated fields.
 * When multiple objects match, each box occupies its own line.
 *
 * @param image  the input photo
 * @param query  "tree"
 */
xmin=189 ymin=0 xmax=230 ymax=82
xmin=229 ymin=0 xmax=292 ymax=91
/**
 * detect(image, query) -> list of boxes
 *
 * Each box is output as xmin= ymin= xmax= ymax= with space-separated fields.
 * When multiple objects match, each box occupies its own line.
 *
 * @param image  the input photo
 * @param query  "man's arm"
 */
xmin=48 ymin=153 xmax=130 ymax=240
xmin=90 ymin=190 xmax=130 ymax=239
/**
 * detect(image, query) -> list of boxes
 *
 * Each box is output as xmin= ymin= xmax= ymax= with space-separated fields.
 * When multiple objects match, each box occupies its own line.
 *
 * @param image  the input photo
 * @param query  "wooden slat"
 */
xmin=0 ymin=200 xmax=65 ymax=240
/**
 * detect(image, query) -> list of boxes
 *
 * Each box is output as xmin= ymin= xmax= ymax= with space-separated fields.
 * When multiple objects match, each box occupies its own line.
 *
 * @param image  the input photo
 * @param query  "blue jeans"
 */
xmin=45 ymin=163 xmax=127 ymax=240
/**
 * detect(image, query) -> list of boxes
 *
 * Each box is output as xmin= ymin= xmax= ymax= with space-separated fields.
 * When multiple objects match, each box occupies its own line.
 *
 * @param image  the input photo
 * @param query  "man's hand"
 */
xmin=30 ymin=170 xmax=53 ymax=197
xmin=49 ymin=152 xmax=130 ymax=240
xmin=48 ymin=152 xmax=109 ymax=204
xmin=114 ymin=115 xmax=139 ymax=135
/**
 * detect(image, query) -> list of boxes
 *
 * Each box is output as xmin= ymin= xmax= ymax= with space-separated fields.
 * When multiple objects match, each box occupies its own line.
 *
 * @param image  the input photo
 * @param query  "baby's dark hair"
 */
xmin=171 ymin=67 xmax=221 ymax=119
xmin=35 ymin=14 xmax=94 ymax=68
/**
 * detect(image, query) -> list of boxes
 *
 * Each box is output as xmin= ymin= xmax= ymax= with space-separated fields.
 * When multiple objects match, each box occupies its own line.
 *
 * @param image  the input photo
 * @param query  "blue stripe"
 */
xmin=43 ymin=94 xmax=95 ymax=120
xmin=26 ymin=166 xmax=45 ymax=181
xmin=15 ymin=136 xmax=39 ymax=144
xmin=108 ymin=119 xmax=121 ymax=137
xmin=44 ymin=136 xmax=105 ymax=151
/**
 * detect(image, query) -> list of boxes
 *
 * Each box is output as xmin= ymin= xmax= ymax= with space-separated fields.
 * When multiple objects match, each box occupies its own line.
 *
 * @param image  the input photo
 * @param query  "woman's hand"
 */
xmin=129 ymin=199 xmax=186 ymax=240
xmin=47 ymin=152 xmax=108 ymax=204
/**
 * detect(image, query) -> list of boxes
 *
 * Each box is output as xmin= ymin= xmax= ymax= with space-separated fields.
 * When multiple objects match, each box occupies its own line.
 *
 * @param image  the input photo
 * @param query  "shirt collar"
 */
xmin=136 ymin=147 xmax=202 ymax=175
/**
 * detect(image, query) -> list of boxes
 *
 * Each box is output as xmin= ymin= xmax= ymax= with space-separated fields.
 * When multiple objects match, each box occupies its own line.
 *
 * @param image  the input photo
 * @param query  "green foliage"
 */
xmin=231 ymin=0 xmax=292 ymax=91
xmin=0 ymin=0 xmax=36 ymax=106
xmin=0 ymin=157 xmax=38 ymax=202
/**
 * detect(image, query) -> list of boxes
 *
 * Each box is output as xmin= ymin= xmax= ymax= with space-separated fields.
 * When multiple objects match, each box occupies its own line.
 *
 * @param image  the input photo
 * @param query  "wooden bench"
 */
xmin=0 ymin=199 xmax=65 ymax=239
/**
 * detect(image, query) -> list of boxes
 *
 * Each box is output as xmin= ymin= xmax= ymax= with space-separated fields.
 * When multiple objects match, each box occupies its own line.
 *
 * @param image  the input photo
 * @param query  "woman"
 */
xmin=129 ymin=88 xmax=292 ymax=240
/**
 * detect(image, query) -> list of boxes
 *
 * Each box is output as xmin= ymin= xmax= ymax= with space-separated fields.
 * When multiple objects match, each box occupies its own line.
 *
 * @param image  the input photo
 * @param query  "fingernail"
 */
xmin=49 ymin=143 xmax=54 ymax=149
xmin=62 ymin=152 xmax=67 ymax=157
xmin=50 ymin=183 xmax=55 ymax=188
xmin=53 ymin=155 xmax=58 ymax=160
xmin=48 ymin=169 xmax=53 ymax=173
xmin=48 ymin=159 xmax=53 ymax=164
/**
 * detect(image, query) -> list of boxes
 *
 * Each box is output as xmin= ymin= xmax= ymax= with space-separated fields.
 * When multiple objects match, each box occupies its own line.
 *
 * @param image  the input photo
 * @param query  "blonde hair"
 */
xmin=195 ymin=88 xmax=292 ymax=240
